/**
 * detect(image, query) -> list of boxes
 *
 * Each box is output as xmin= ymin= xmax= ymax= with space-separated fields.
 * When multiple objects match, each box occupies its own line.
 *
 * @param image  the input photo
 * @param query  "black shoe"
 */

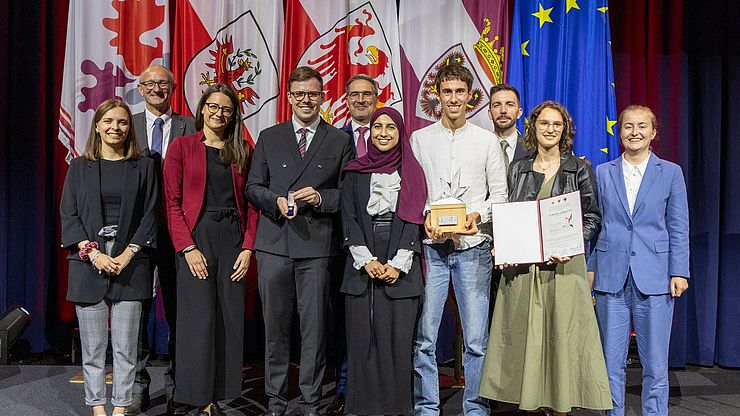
xmin=210 ymin=403 xmax=223 ymax=416
xmin=264 ymin=408 xmax=285 ymax=416
xmin=325 ymin=393 xmax=345 ymax=416
xmin=125 ymin=392 xmax=150 ymax=415
xmin=167 ymin=399 xmax=188 ymax=416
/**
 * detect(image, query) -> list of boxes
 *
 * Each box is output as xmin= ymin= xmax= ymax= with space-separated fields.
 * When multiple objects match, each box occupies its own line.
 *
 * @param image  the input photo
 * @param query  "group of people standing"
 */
xmin=61 ymin=61 xmax=689 ymax=416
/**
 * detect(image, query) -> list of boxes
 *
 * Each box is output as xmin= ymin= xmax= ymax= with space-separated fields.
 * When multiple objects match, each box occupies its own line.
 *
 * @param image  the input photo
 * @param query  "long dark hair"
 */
xmin=195 ymin=83 xmax=249 ymax=172
xmin=83 ymin=99 xmax=142 ymax=161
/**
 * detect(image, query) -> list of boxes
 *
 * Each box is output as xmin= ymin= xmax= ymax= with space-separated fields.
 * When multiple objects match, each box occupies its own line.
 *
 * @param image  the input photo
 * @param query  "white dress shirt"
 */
xmin=348 ymin=171 xmax=414 ymax=273
xmin=622 ymin=154 xmax=650 ymax=215
xmin=351 ymin=120 xmax=371 ymax=150
xmin=292 ymin=116 xmax=321 ymax=151
xmin=495 ymin=130 xmax=519 ymax=164
xmin=410 ymin=121 xmax=508 ymax=250
xmin=144 ymin=108 xmax=173 ymax=158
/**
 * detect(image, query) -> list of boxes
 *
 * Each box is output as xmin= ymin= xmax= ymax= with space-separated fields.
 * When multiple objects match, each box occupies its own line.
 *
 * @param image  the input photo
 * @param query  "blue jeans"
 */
xmin=414 ymin=241 xmax=492 ymax=416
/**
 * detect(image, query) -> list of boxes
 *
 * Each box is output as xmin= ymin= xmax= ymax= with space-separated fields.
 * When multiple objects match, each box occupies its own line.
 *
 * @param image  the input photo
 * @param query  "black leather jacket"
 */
xmin=508 ymin=153 xmax=601 ymax=242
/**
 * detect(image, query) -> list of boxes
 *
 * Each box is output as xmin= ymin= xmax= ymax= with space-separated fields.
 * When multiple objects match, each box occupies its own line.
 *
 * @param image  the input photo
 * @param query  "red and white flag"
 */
xmin=400 ymin=0 xmax=511 ymax=132
xmin=58 ymin=0 xmax=170 ymax=161
xmin=279 ymin=0 xmax=403 ymax=126
xmin=172 ymin=0 xmax=284 ymax=145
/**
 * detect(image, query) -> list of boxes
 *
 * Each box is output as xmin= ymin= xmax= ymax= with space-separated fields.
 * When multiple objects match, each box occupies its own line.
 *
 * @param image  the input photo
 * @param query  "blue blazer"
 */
xmin=589 ymin=153 xmax=690 ymax=295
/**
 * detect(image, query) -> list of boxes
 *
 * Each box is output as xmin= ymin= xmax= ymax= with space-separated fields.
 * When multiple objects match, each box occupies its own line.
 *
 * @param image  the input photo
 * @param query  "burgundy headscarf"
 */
xmin=343 ymin=107 xmax=427 ymax=224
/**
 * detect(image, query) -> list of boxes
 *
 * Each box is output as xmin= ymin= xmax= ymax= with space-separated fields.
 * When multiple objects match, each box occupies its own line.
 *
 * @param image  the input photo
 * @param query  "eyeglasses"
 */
xmin=290 ymin=91 xmax=322 ymax=101
xmin=139 ymin=80 xmax=172 ymax=90
xmin=347 ymin=91 xmax=376 ymax=100
xmin=535 ymin=120 xmax=565 ymax=131
xmin=204 ymin=102 xmax=234 ymax=117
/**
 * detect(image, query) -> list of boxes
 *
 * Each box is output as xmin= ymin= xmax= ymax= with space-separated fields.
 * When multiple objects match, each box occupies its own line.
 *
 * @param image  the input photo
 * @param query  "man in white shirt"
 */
xmin=326 ymin=73 xmax=381 ymax=416
xmin=488 ymin=84 xmax=529 ymax=170
xmin=410 ymin=63 xmax=508 ymax=416
xmin=129 ymin=65 xmax=195 ymax=416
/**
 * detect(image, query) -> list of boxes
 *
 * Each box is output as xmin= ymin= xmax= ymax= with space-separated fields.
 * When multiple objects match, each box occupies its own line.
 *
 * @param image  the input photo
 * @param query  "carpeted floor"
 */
xmin=0 ymin=363 xmax=739 ymax=415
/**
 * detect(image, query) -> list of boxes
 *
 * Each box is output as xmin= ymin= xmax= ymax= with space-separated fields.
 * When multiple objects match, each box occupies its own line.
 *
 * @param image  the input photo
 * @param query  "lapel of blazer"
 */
xmin=357 ymin=172 xmax=374 ymax=252
xmin=632 ymin=153 xmax=661 ymax=217
xmin=608 ymin=158 xmax=631 ymax=218
xmin=134 ymin=112 xmax=149 ymax=155
xmin=290 ymin=120 xmax=328 ymax=185
xmin=114 ymin=159 xmax=139 ymax=253
xmin=280 ymin=121 xmax=302 ymax=171
xmin=85 ymin=159 xmax=105 ymax=244
xmin=170 ymin=114 xmax=186 ymax=141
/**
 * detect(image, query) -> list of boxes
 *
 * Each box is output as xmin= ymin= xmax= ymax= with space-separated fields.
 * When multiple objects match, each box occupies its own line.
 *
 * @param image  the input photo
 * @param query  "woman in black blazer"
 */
xmin=340 ymin=107 xmax=427 ymax=415
xmin=61 ymin=99 xmax=157 ymax=416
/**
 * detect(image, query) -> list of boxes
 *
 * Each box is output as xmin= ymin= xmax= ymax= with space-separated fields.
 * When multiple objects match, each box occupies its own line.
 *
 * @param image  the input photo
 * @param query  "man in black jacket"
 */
xmin=128 ymin=65 xmax=195 ymax=416
xmin=247 ymin=66 xmax=353 ymax=416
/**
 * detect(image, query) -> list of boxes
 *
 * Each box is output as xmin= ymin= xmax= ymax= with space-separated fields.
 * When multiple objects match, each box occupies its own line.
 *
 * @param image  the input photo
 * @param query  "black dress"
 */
xmin=174 ymin=146 xmax=246 ymax=406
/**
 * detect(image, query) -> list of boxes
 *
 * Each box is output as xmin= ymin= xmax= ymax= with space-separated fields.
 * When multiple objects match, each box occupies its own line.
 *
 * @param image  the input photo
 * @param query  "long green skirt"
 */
xmin=479 ymin=255 xmax=612 ymax=412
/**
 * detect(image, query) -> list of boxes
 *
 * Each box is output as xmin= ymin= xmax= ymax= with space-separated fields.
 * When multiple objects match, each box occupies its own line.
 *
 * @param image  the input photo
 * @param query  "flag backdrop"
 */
xmin=399 ymin=0 xmax=511 ymax=133
xmin=508 ymin=0 xmax=619 ymax=166
xmin=171 ymin=0 xmax=284 ymax=145
xmin=278 ymin=0 xmax=403 ymax=126
xmin=57 ymin=0 xmax=170 ymax=160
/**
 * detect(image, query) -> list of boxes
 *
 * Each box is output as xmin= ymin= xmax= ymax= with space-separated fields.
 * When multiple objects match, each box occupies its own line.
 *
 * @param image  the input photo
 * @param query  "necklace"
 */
xmin=534 ymin=158 xmax=558 ymax=171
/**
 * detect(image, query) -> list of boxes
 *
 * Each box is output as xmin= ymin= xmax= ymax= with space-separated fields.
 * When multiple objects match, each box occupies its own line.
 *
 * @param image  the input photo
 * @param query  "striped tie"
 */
xmin=298 ymin=128 xmax=307 ymax=157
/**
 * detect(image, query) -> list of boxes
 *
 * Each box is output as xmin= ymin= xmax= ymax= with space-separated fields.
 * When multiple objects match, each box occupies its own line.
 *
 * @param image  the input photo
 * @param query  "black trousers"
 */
xmin=257 ymin=251 xmax=335 ymax=412
xmin=174 ymin=211 xmax=245 ymax=406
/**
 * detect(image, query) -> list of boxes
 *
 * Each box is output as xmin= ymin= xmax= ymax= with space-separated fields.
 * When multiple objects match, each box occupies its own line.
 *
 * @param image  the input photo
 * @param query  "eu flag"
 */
xmin=508 ymin=0 xmax=619 ymax=166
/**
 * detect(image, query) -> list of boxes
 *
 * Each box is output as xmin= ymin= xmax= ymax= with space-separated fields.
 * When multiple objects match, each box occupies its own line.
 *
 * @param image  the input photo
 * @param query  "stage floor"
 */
xmin=1 ymin=362 xmax=739 ymax=415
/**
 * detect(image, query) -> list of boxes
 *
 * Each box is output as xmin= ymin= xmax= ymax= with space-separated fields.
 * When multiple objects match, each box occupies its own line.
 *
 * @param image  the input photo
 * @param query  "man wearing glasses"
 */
xmin=129 ymin=65 xmax=195 ymax=416
xmin=323 ymin=73 xmax=381 ymax=416
xmin=247 ymin=66 xmax=354 ymax=416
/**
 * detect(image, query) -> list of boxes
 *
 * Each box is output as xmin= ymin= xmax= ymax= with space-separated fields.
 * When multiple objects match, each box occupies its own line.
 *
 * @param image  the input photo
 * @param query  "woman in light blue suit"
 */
xmin=589 ymin=105 xmax=690 ymax=416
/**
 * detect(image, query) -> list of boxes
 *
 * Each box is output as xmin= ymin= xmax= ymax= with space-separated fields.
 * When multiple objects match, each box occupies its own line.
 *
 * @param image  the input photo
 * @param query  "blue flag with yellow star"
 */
xmin=508 ymin=0 xmax=619 ymax=165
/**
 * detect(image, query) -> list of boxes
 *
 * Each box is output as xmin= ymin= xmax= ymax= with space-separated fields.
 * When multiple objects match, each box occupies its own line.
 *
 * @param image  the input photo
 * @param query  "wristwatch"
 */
xmin=128 ymin=244 xmax=141 ymax=254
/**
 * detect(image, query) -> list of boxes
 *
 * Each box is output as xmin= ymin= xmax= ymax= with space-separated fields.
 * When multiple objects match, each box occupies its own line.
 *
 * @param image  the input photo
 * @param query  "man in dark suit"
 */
xmin=128 ymin=65 xmax=195 ymax=416
xmin=326 ymin=73 xmax=380 ymax=416
xmin=487 ymin=84 xmax=530 ymax=312
xmin=247 ymin=66 xmax=353 ymax=416
xmin=488 ymin=84 xmax=529 ymax=169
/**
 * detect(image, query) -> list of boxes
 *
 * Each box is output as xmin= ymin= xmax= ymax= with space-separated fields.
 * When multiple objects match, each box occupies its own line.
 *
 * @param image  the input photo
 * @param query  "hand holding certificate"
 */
xmin=491 ymin=190 xmax=584 ymax=265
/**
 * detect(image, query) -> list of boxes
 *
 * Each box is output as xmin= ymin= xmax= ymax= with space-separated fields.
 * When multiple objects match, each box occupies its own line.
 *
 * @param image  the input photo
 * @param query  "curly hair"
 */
xmin=522 ymin=100 xmax=575 ymax=155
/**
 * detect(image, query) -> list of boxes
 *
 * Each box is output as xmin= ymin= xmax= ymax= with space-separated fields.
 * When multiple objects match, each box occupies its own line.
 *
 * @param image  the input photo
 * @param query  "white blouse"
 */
xmin=349 ymin=171 xmax=414 ymax=273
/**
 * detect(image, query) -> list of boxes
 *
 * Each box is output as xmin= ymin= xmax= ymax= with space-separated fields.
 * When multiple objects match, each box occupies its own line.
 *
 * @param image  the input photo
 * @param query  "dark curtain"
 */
xmin=0 ymin=0 xmax=72 ymax=354
xmin=1 ymin=0 xmax=738 ymax=368
xmin=610 ymin=0 xmax=740 ymax=367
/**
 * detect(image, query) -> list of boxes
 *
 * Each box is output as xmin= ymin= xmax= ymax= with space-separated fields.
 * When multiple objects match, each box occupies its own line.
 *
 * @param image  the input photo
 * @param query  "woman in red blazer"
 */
xmin=163 ymin=83 xmax=258 ymax=416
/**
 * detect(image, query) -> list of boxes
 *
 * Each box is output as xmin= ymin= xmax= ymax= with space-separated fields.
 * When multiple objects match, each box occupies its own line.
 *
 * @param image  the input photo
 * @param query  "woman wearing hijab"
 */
xmin=340 ymin=107 xmax=427 ymax=415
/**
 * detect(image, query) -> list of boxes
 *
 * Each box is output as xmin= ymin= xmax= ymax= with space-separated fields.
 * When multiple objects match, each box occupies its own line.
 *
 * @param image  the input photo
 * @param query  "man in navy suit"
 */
xmin=589 ymin=105 xmax=690 ymax=416
xmin=326 ymin=73 xmax=380 ymax=416
xmin=247 ymin=66 xmax=354 ymax=416
xmin=129 ymin=65 xmax=195 ymax=416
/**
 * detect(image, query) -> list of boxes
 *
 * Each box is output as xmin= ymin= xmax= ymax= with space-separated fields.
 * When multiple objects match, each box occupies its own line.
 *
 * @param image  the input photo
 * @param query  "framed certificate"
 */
xmin=491 ymin=190 xmax=584 ymax=265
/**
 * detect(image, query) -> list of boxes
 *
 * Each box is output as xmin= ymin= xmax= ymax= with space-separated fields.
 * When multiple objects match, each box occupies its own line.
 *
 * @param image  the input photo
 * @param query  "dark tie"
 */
xmin=356 ymin=126 xmax=368 ymax=158
xmin=298 ymin=128 xmax=307 ymax=157
xmin=500 ymin=140 xmax=510 ymax=171
xmin=152 ymin=117 xmax=164 ymax=155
